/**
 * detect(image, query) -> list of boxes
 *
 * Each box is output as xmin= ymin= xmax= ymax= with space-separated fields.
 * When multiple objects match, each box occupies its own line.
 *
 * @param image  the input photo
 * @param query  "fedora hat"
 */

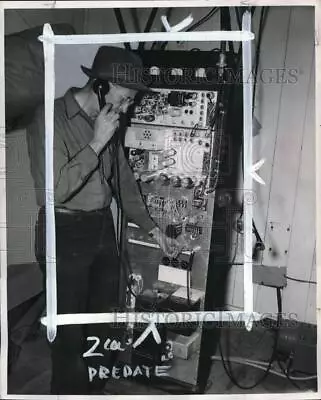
xmin=81 ymin=46 xmax=151 ymax=92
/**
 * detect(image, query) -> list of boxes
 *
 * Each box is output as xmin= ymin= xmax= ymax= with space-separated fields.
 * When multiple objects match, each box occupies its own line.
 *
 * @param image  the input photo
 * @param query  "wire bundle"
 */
xmin=217 ymin=288 xmax=317 ymax=390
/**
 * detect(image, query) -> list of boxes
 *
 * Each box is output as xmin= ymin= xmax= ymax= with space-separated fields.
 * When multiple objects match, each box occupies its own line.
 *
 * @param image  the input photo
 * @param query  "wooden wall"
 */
xmin=223 ymin=7 xmax=316 ymax=325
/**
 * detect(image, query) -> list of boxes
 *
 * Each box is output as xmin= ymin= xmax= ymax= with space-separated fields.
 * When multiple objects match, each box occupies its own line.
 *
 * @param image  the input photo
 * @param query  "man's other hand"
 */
xmin=149 ymin=226 xmax=181 ymax=258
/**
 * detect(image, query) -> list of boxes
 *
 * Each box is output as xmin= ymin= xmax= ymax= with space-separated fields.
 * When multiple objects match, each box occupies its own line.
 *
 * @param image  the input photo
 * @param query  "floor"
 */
xmin=7 ymin=320 xmax=317 ymax=396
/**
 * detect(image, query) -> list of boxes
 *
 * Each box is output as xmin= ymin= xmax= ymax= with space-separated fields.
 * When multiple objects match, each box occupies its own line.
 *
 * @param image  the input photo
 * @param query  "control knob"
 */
xmin=140 ymin=171 xmax=158 ymax=183
xmin=144 ymin=115 xmax=155 ymax=122
xmin=181 ymin=177 xmax=194 ymax=189
xmin=159 ymin=173 xmax=170 ymax=185
xmin=170 ymin=176 xmax=181 ymax=187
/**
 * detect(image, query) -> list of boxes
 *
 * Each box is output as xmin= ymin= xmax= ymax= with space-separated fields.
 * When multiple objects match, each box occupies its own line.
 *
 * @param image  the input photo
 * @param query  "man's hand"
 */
xmin=89 ymin=103 xmax=120 ymax=155
xmin=149 ymin=226 xmax=181 ymax=258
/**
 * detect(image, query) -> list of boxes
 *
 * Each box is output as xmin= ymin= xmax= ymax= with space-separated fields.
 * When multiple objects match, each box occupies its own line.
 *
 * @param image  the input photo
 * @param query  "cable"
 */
xmin=229 ymin=209 xmax=243 ymax=268
xmin=275 ymin=287 xmax=310 ymax=390
xmin=186 ymin=253 xmax=194 ymax=307
xmin=211 ymin=356 xmax=317 ymax=381
xmin=252 ymin=7 xmax=269 ymax=113
xmin=186 ymin=269 xmax=191 ymax=306
xmin=230 ymin=230 xmax=239 ymax=267
xmin=219 ymin=9 xmax=227 ymax=54
xmin=217 ymin=288 xmax=315 ymax=390
xmin=186 ymin=7 xmax=219 ymax=32
xmin=284 ymin=275 xmax=316 ymax=285
xmin=277 ymin=359 xmax=302 ymax=390
xmin=138 ymin=8 xmax=158 ymax=51
xmin=218 ymin=287 xmax=281 ymax=389
xmin=112 ymin=139 xmax=141 ymax=300
xmin=144 ymin=8 xmax=158 ymax=33
xmin=219 ymin=331 xmax=274 ymax=389
xmin=235 ymin=7 xmax=242 ymax=30
xmin=217 ymin=288 xmax=317 ymax=389
xmin=252 ymin=220 xmax=264 ymax=249
xmin=114 ymin=9 xmax=131 ymax=50
xmin=204 ymin=85 xmax=227 ymax=194
xmin=151 ymin=7 xmax=173 ymax=50
xmin=220 ymin=8 xmax=234 ymax=54
xmin=159 ymin=7 xmax=220 ymax=51
xmin=130 ymin=8 xmax=141 ymax=34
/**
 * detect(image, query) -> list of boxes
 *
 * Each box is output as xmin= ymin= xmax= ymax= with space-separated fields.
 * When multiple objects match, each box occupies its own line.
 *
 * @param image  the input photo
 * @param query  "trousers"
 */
xmin=35 ymin=206 xmax=124 ymax=394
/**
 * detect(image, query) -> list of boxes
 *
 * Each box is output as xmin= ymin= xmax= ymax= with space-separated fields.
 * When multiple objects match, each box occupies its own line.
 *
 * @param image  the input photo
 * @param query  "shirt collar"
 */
xmin=64 ymin=87 xmax=82 ymax=120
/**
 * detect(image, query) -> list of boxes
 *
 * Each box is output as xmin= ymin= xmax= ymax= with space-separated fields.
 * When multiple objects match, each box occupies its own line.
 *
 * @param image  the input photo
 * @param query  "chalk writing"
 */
xmin=83 ymin=336 xmax=126 ymax=358
xmin=83 ymin=336 xmax=101 ymax=358
xmin=132 ymin=320 xmax=161 ymax=348
xmin=88 ymin=364 xmax=171 ymax=382
xmin=82 ymin=327 xmax=161 ymax=358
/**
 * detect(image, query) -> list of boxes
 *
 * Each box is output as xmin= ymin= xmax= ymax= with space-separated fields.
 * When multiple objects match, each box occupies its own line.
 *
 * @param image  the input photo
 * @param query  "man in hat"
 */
xmin=27 ymin=46 xmax=178 ymax=395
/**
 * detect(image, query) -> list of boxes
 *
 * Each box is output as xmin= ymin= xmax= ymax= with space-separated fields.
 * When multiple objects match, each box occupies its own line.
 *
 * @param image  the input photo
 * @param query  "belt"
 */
xmin=40 ymin=206 xmax=108 ymax=215
xmin=55 ymin=207 xmax=81 ymax=215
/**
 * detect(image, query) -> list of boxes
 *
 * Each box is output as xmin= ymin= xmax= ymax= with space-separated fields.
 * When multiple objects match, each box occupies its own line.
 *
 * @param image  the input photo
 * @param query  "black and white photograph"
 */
xmin=1 ymin=2 xmax=319 ymax=398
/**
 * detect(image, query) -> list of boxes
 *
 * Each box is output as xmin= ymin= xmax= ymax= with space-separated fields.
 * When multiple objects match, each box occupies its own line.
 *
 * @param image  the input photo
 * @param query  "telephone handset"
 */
xmin=93 ymin=79 xmax=120 ymax=152
xmin=93 ymin=79 xmax=110 ymax=111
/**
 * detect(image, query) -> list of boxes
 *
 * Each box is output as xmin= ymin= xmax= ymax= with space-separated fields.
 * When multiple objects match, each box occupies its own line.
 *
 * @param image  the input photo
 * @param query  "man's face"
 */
xmin=105 ymin=82 xmax=138 ymax=114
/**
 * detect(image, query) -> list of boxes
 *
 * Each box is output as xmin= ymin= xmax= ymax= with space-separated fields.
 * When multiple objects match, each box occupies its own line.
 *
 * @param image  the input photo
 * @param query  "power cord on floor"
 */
xmin=216 ymin=288 xmax=316 ymax=390
xmin=276 ymin=359 xmax=302 ymax=390
xmin=218 ymin=309 xmax=279 ymax=390
xmin=275 ymin=288 xmax=313 ymax=390
xmin=211 ymin=355 xmax=317 ymax=382
xmin=217 ymin=286 xmax=280 ymax=390
xmin=275 ymin=288 xmax=300 ymax=390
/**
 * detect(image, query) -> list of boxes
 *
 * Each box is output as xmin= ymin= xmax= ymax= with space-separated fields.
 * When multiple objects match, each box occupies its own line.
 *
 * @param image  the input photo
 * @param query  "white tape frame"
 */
xmin=39 ymin=11 xmax=257 ymax=344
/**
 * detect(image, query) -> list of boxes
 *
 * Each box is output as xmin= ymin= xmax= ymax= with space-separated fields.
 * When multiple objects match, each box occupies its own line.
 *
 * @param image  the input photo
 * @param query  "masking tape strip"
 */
xmin=39 ymin=29 xmax=254 ymax=45
xmin=41 ymin=311 xmax=263 ymax=326
xmin=242 ymin=10 xmax=254 ymax=331
xmin=43 ymin=23 xmax=58 ymax=343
